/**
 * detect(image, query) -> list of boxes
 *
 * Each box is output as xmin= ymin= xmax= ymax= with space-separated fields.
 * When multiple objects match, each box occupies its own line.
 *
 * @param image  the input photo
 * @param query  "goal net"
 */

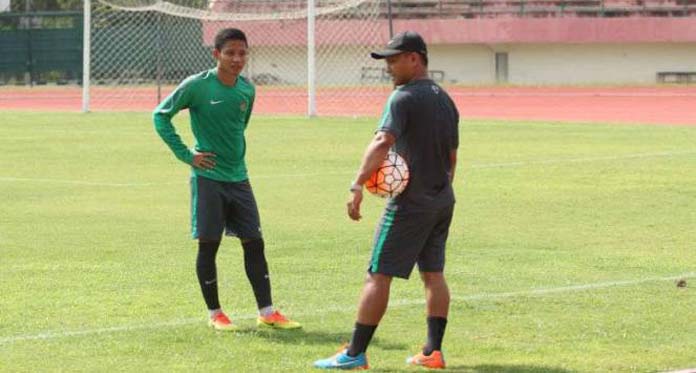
xmin=87 ymin=0 xmax=390 ymax=116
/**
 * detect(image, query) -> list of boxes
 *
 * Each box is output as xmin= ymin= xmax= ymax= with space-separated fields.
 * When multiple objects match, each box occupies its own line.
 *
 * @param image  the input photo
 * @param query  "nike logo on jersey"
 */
xmin=210 ymin=100 xmax=223 ymax=105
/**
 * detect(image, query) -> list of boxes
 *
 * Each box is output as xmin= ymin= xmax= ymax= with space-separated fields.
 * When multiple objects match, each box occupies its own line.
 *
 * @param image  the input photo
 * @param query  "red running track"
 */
xmin=1 ymin=85 xmax=695 ymax=126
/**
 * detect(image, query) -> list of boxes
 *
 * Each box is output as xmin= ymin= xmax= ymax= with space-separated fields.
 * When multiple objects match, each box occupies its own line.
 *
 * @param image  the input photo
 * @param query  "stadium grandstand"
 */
xmin=213 ymin=0 xmax=696 ymax=18
xmin=1 ymin=0 xmax=695 ymax=115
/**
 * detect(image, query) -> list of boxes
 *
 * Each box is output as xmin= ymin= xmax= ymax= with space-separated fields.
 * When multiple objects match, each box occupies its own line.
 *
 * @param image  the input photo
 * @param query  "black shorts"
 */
xmin=190 ymin=175 xmax=262 ymax=241
xmin=368 ymin=204 xmax=454 ymax=279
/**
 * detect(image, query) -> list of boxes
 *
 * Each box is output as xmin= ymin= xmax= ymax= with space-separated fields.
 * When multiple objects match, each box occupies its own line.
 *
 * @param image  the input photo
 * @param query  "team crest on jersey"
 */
xmin=240 ymin=100 xmax=248 ymax=112
xmin=431 ymin=85 xmax=440 ymax=95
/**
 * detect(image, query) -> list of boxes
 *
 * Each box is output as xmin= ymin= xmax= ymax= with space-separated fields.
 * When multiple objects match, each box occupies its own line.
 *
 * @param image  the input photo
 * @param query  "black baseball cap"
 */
xmin=370 ymin=31 xmax=428 ymax=59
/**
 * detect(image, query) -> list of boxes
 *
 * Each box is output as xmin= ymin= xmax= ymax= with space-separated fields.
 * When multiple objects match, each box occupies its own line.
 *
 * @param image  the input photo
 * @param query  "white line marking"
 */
xmin=0 ymin=172 xmax=354 ymax=187
xmin=252 ymin=171 xmax=353 ymax=179
xmin=470 ymin=150 xmax=696 ymax=169
xmin=451 ymin=91 xmax=696 ymax=98
xmin=2 ymin=272 xmax=693 ymax=345
xmin=454 ymin=272 xmax=696 ymax=301
xmin=0 ymin=176 xmax=179 ymax=187
xmin=0 ymin=318 xmax=200 ymax=344
xmin=1 ymin=150 xmax=694 ymax=188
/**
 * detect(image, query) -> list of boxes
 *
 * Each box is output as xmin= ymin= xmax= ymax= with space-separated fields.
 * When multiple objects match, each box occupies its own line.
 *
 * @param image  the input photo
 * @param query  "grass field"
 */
xmin=1 ymin=111 xmax=695 ymax=372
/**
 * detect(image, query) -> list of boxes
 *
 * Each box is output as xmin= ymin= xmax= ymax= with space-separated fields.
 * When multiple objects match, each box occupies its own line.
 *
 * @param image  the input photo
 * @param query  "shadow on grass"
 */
xmin=369 ymin=365 xmax=574 ymax=373
xmin=220 ymin=327 xmax=407 ymax=350
xmin=209 ymin=328 xmax=573 ymax=372
xmin=446 ymin=365 xmax=574 ymax=373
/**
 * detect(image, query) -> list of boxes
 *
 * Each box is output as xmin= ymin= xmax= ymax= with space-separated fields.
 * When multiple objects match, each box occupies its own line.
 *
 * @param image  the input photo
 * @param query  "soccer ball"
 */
xmin=365 ymin=152 xmax=409 ymax=198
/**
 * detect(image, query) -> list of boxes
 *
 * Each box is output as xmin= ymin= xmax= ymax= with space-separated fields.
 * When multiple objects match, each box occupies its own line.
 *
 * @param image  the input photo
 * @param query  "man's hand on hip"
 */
xmin=192 ymin=151 xmax=216 ymax=170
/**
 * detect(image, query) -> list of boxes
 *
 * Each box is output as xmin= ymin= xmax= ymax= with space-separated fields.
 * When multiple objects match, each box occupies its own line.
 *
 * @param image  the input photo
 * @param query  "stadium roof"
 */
xmin=203 ymin=17 xmax=696 ymax=46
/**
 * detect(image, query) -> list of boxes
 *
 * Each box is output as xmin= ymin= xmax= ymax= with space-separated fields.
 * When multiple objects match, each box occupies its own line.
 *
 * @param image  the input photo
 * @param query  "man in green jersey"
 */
xmin=153 ymin=28 xmax=300 ymax=331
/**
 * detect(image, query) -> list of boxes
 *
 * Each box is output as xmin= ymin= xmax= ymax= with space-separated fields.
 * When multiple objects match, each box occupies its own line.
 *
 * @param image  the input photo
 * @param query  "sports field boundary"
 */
xmin=1 ymin=271 xmax=693 ymax=345
xmin=1 ymin=149 xmax=695 ymax=188
xmin=2 ymin=86 xmax=696 ymax=125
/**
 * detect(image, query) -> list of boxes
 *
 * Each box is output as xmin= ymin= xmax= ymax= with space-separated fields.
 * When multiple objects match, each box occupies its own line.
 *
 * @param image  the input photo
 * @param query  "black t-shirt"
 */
xmin=377 ymin=79 xmax=459 ymax=210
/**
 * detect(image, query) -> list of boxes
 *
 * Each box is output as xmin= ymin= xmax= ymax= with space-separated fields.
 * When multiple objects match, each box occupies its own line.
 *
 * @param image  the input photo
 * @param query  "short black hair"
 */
xmin=214 ymin=28 xmax=248 ymax=50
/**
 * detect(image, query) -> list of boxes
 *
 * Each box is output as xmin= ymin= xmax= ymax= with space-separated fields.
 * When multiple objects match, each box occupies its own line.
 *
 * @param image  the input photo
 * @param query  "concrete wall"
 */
xmin=504 ymin=43 xmax=696 ymax=84
xmin=247 ymin=45 xmax=384 ymax=86
xmin=246 ymin=46 xmax=306 ymax=85
xmin=429 ymin=44 xmax=494 ymax=84
xmin=425 ymin=43 xmax=696 ymax=85
xmin=245 ymin=42 xmax=696 ymax=86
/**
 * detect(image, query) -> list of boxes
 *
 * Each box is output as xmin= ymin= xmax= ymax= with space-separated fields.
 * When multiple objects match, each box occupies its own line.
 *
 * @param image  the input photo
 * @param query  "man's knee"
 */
xmin=241 ymin=237 xmax=264 ymax=250
xmin=420 ymin=271 xmax=446 ymax=287
xmin=365 ymin=272 xmax=393 ymax=288
xmin=198 ymin=238 xmax=221 ymax=244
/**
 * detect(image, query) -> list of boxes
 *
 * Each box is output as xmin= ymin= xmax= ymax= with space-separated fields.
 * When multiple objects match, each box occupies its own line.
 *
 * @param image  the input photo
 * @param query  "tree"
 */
xmin=13 ymin=0 xmax=82 ymax=12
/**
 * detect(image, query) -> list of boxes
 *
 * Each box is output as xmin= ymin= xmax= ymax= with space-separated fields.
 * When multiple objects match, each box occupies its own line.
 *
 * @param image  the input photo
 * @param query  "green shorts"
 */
xmin=368 ymin=204 xmax=454 ymax=279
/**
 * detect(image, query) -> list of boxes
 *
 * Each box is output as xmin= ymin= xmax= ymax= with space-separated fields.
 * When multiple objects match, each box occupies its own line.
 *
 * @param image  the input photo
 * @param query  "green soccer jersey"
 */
xmin=153 ymin=68 xmax=255 ymax=182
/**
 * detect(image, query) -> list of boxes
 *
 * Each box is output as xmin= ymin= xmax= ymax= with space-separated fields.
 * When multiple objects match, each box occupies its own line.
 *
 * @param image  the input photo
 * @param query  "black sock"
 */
xmin=242 ymin=238 xmax=272 ymax=309
xmin=197 ymin=241 xmax=221 ymax=311
xmin=347 ymin=322 xmax=378 ymax=357
xmin=423 ymin=316 xmax=447 ymax=355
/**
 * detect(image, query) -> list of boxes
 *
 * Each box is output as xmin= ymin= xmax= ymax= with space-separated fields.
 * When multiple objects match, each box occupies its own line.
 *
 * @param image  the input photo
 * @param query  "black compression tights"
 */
xmin=242 ymin=238 xmax=272 ymax=309
xmin=196 ymin=240 xmax=221 ymax=310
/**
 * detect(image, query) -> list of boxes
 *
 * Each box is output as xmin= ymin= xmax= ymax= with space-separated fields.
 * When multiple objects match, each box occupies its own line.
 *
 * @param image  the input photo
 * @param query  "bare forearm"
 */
xmin=354 ymin=135 xmax=393 ymax=185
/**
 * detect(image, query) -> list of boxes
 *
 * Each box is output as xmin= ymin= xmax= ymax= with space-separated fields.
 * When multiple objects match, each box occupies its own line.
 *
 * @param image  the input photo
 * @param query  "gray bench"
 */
xmin=657 ymin=71 xmax=696 ymax=84
xmin=361 ymin=66 xmax=445 ymax=83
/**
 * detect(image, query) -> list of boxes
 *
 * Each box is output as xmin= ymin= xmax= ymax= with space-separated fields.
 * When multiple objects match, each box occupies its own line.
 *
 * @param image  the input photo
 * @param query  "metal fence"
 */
xmin=0 ymin=11 xmax=82 ymax=85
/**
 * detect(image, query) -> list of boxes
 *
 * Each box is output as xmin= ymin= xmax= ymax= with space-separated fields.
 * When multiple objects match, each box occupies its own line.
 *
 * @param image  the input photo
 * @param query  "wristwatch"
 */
xmin=349 ymin=181 xmax=363 ymax=192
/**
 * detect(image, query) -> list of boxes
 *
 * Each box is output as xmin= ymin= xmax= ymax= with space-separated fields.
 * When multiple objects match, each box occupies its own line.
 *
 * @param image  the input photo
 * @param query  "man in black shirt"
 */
xmin=314 ymin=31 xmax=459 ymax=370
